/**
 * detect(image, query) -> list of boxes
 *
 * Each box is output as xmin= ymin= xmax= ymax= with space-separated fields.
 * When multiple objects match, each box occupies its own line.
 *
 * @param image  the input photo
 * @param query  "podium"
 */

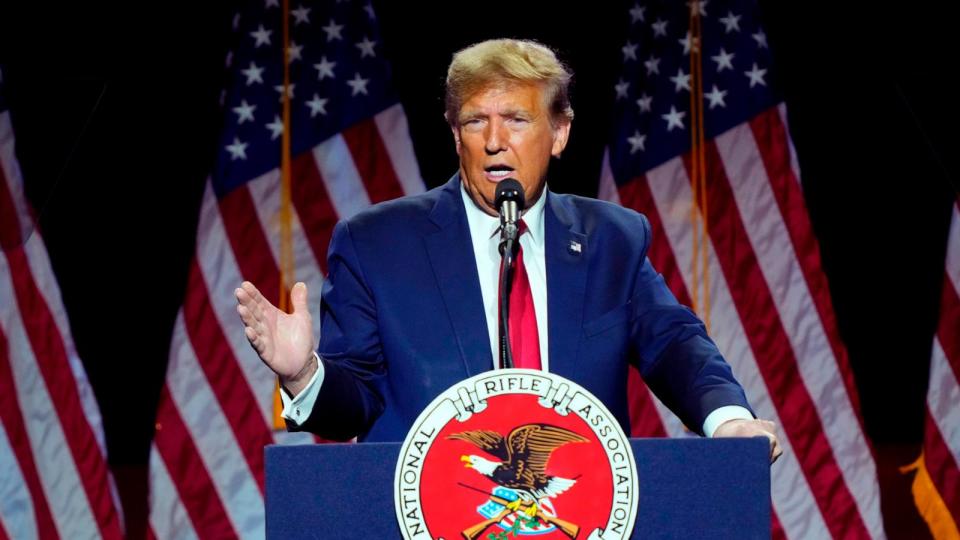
xmin=266 ymin=438 xmax=770 ymax=539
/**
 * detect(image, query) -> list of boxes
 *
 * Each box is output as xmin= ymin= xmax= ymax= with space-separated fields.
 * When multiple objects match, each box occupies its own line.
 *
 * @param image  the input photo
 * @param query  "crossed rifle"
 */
xmin=458 ymin=483 xmax=580 ymax=540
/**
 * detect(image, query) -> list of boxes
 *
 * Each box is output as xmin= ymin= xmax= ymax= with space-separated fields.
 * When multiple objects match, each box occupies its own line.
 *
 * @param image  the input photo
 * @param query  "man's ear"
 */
xmin=450 ymin=123 xmax=462 ymax=156
xmin=551 ymin=118 xmax=572 ymax=158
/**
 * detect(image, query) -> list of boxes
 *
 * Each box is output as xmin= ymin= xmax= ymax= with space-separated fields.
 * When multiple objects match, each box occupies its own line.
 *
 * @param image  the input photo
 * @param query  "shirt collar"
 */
xmin=460 ymin=181 xmax=547 ymax=246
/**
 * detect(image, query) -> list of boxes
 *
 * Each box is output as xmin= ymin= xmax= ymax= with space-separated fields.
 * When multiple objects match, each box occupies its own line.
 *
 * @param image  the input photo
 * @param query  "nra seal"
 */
xmin=394 ymin=369 xmax=639 ymax=540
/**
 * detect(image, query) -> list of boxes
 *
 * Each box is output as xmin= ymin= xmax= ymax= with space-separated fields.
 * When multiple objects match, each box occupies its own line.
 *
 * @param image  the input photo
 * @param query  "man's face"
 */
xmin=453 ymin=82 xmax=571 ymax=216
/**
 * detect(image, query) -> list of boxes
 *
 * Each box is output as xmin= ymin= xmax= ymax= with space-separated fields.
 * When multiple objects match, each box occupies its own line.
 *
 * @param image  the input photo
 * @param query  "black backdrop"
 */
xmin=1 ymin=1 xmax=957 ymax=536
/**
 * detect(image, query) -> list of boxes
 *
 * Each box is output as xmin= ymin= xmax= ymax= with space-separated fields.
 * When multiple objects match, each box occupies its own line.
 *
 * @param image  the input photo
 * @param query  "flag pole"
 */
xmin=688 ymin=0 xmax=710 ymax=332
xmin=273 ymin=0 xmax=295 ymax=430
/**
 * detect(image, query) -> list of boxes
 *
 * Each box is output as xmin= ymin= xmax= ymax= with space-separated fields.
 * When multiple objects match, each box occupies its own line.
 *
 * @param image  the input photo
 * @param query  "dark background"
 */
xmin=1 ymin=1 xmax=956 ymax=537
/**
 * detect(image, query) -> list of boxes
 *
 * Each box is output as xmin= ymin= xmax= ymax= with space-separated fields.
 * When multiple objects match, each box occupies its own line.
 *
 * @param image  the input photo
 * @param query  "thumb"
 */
xmin=290 ymin=282 xmax=309 ymax=315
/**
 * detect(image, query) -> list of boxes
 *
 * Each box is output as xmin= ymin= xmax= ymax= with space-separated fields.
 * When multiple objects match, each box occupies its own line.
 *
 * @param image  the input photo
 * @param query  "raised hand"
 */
xmin=235 ymin=281 xmax=317 ymax=395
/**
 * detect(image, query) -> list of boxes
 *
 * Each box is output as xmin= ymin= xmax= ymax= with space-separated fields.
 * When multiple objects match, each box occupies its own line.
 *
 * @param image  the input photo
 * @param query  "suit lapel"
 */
xmin=545 ymin=191 xmax=588 ymax=380
xmin=423 ymin=176 xmax=493 ymax=377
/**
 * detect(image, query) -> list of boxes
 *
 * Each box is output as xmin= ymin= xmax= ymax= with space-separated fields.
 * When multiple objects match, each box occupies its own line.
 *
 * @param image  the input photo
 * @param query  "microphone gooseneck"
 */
xmin=494 ymin=179 xmax=526 ymax=370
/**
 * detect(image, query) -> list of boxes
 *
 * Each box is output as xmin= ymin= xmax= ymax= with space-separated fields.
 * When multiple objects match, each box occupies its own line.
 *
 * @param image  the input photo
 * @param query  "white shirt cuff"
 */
xmin=279 ymin=352 xmax=325 ymax=427
xmin=702 ymin=405 xmax=754 ymax=438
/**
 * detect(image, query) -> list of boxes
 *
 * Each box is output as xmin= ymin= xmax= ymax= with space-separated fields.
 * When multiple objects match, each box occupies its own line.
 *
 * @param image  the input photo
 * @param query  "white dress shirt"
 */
xmin=281 ymin=184 xmax=751 ymax=436
xmin=462 ymin=183 xmax=549 ymax=371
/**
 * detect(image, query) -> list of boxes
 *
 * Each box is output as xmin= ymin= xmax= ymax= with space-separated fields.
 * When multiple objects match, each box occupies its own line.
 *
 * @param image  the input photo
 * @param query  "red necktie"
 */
xmin=500 ymin=221 xmax=542 ymax=370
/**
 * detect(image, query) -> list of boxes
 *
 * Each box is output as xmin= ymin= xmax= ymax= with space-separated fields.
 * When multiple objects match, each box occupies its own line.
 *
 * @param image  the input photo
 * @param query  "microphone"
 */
xmin=494 ymin=179 xmax=526 ymax=255
xmin=494 ymin=179 xmax=525 ymax=370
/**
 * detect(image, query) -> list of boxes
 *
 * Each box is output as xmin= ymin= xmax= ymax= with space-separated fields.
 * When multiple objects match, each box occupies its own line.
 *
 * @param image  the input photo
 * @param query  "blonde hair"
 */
xmin=445 ymin=39 xmax=574 ymax=126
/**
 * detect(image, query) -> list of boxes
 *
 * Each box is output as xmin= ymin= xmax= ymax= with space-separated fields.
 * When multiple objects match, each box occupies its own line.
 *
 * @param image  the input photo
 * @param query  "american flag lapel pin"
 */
xmin=568 ymin=239 xmax=582 ymax=255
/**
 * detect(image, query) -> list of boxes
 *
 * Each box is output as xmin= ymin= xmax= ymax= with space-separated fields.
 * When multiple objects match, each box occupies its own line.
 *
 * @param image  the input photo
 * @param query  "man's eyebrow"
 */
xmin=458 ymin=110 xmax=487 ymax=121
xmin=457 ymin=107 xmax=533 ymax=123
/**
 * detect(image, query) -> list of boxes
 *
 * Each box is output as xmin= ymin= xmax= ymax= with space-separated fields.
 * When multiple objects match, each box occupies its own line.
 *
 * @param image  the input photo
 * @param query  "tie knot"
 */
xmin=517 ymin=219 xmax=528 ymax=236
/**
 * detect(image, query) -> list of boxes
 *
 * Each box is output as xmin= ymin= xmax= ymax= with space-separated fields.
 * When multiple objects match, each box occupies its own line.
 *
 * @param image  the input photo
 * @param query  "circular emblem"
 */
xmin=394 ymin=369 xmax=639 ymax=540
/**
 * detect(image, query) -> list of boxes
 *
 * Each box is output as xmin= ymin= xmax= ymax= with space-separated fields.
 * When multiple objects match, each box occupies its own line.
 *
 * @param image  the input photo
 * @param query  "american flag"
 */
xmin=146 ymin=0 xmax=423 ymax=537
xmin=598 ymin=1 xmax=887 ymax=538
xmin=905 ymin=199 xmax=960 ymax=538
xmin=0 ymin=70 xmax=124 ymax=539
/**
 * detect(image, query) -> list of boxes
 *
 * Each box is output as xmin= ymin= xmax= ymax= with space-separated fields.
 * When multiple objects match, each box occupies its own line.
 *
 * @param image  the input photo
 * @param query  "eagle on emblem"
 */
xmin=449 ymin=423 xmax=589 ymax=517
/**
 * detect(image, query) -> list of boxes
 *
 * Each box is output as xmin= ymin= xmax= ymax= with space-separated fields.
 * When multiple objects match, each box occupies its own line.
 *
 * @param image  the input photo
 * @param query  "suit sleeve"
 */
xmin=291 ymin=220 xmax=386 ymax=441
xmin=629 ymin=214 xmax=754 ymax=435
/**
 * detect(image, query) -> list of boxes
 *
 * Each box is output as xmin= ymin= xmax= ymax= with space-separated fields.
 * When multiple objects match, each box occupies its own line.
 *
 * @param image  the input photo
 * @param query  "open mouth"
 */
xmin=484 ymin=164 xmax=515 ymax=180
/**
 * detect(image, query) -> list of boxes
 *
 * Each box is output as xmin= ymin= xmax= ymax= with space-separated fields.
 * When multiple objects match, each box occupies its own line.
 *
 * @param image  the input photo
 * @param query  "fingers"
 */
xmin=246 ymin=280 xmax=274 ymax=313
xmin=241 ymin=312 xmax=273 ymax=358
xmin=237 ymin=281 xmax=271 ymax=357
xmin=767 ymin=426 xmax=783 ymax=464
xmin=770 ymin=437 xmax=783 ymax=463
xmin=236 ymin=281 xmax=270 ymax=323
xmin=243 ymin=326 xmax=264 ymax=355
xmin=236 ymin=281 xmax=254 ymax=303
xmin=235 ymin=284 xmax=256 ymax=313
xmin=290 ymin=282 xmax=309 ymax=315
xmin=236 ymin=303 xmax=256 ymax=326
xmin=236 ymin=294 xmax=264 ymax=330
xmin=758 ymin=420 xmax=782 ymax=464
xmin=238 ymin=281 xmax=270 ymax=312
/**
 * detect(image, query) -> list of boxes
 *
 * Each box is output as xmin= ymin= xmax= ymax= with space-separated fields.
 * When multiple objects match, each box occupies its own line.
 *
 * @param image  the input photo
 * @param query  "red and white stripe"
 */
xmin=148 ymin=104 xmax=423 ymax=537
xmin=922 ymin=200 xmax=960 ymax=528
xmin=601 ymin=105 xmax=886 ymax=539
xmin=0 ymin=106 xmax=124 ymax=538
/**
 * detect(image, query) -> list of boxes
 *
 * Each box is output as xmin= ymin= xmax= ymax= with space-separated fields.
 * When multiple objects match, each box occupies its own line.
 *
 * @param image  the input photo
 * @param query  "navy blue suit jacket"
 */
xmin=298 ymin=175 xmax=751 ymax=442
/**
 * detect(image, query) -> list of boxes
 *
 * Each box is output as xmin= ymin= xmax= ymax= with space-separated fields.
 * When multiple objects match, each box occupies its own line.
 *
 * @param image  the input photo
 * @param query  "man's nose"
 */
xmin=484 ymin=120 xmax=507 ymax=154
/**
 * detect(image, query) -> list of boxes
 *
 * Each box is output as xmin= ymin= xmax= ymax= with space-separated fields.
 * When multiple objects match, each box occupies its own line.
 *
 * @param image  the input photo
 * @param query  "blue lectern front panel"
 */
xmin=266 ymin=438 xmax=770 ymax=539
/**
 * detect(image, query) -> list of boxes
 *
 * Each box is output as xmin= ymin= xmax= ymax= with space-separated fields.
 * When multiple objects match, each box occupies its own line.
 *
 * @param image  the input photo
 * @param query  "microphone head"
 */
xmin=494 ymin=179 xmax=526 ymax=212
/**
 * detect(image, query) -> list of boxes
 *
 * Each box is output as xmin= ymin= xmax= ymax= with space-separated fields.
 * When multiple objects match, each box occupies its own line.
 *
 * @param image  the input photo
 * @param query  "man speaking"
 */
xmin=235 ymin=39 xmax=781 ymax=461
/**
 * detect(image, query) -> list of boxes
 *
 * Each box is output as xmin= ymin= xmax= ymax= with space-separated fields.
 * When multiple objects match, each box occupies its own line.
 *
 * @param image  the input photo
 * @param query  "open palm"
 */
xmin=235 ymin=281 xmax=314 ymax=383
